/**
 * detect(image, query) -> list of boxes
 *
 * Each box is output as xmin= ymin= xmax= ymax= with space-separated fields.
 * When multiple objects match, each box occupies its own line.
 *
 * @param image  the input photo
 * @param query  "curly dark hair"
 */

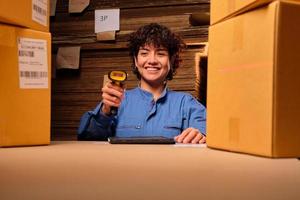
xmin=128 ymin=23 xmax=185 ymax=80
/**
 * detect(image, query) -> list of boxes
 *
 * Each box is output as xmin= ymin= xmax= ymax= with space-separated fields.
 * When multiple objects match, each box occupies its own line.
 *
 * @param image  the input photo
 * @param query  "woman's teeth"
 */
xmin=146 ymin=67 xmax=160 ymax=71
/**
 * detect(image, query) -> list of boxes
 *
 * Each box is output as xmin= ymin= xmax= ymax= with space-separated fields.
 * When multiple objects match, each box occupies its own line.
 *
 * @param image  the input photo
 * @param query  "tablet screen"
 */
xmin=108 ymin=136 xmax=175 ymax=144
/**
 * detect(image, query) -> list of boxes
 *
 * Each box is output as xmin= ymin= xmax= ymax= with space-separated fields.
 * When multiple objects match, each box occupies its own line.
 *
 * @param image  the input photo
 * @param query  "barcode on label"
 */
xmin=20 ymin=71 xmax=48 ymax=79
xmin=33 ymin=4 xmax=46 ymax=16
xmin=19 ymin=50 xmax=34 ymax=57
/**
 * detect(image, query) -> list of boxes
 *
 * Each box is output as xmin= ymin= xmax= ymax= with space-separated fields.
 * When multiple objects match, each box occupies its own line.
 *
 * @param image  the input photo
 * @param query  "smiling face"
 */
xmin=135 ymin=44 xmax=170 ymax=88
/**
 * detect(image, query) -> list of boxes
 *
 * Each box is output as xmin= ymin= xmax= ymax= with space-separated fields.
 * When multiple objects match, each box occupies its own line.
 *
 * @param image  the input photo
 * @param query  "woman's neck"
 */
xmin=140 ymin=81 xmax=165 ymax=101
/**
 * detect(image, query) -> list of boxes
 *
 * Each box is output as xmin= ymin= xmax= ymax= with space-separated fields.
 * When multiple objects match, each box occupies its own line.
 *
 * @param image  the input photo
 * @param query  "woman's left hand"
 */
xmin=174 ymin=127 xmax=206 ymax=144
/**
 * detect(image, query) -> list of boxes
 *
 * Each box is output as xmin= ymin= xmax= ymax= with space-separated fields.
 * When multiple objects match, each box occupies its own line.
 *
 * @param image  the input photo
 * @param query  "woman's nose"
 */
xmin=147 ymin=52 xmax=158 ymax=64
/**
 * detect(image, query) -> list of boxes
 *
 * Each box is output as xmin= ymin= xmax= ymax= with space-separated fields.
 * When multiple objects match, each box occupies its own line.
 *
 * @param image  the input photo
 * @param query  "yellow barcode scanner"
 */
xmin=108 ymin=70 xmax=128 ymax=115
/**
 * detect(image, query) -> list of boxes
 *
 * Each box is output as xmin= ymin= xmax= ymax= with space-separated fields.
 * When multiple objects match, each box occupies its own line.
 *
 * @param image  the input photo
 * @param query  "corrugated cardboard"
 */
xmin=0 ymin=23 xmax=51 ymax=147
xmin=210 ymin=0 xmax=274 ymax=25
xmin=0 ymin=0 xmax=49 ymax=32
xmin=207 ymin=0 xmax=300 ymax=157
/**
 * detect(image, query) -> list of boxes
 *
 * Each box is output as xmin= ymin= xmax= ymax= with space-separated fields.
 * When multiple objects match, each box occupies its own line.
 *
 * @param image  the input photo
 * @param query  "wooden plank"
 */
xmin=51 ymin=14 xmax=191 ymax=35
xmin=51 ymin=26 xmax=208 ymax=49
xmin=54 ymin=0 xmax=210 ymax=13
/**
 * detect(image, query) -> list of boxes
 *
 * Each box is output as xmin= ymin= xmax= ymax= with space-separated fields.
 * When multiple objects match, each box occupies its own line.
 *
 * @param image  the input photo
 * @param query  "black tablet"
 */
xmin=108 ymin=136 xmax=175 ymax=144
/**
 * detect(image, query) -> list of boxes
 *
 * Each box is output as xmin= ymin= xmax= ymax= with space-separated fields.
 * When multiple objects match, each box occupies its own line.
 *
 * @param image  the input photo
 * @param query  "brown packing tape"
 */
xmin=96 ymin=31 xmax=116 ymax=41
xmin=229 ymin=118 xmax=240 ymax=146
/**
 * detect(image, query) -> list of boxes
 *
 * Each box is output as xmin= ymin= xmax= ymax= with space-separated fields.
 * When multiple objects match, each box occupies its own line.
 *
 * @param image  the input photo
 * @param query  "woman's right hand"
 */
xmin=101 ymin=82 xmax=125 ymax=115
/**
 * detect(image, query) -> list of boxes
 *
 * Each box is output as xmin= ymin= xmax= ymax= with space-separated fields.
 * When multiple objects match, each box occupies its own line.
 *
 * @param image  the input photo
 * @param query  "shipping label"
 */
xmin=32 ymin=0 xmax=48 ymax=26
xmin=18 ymin=37 xmax=48 ymax=89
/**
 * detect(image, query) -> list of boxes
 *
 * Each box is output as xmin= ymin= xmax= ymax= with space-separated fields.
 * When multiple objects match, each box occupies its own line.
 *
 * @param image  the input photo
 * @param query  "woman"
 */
xmin=78 ymin=23 xmax=206 ymax=144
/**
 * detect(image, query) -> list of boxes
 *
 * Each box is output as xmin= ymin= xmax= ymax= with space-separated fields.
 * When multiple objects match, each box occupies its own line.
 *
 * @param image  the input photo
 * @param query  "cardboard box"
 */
xmin=0 ymin=0 xmax=49 ymax=32
xmin=211 ymin=0 xmax=274 ymax=25
xmin=0 ymin=23 xmax=51 ymax=147
xmin=207 ymin=0 xmax=300 ymax=157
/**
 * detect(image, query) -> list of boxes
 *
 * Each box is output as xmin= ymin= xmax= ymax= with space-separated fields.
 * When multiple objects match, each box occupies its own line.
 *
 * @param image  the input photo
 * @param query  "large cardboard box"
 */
xmin=0 ymin=0 xmax=49 ymax=32
xmin=211 ymin=0 xmax=275 ymax=25
xmin=0 ymin=23 xmax=51 ymax=147
xmin=207 ymin=0 xmax=300 ymax=157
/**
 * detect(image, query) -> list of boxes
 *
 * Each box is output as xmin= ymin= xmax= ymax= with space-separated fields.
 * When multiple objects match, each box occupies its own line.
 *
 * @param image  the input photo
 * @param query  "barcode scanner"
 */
xmin=108 ymin=70 xmax=128 ymax=115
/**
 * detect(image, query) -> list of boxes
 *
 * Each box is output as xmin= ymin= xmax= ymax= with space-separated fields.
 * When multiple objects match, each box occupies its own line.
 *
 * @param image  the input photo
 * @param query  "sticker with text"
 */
xmin=18 ymin=37 xmax=48 ymax=89
xmin=32 ymin=0 xmax=48 ymax=26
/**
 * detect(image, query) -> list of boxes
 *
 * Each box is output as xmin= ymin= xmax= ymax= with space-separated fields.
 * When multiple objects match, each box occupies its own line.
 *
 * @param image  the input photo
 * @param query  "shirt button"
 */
xmin=136 ymin=125 xmax=141 ymax=129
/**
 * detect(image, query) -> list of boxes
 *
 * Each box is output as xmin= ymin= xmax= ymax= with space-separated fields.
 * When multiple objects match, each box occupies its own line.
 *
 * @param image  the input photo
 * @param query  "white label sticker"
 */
xmin=32 ymin=0 xmax=48 ymax=26
xmin=18 ymin=37 xmax=48 ymax=89
xmin=95 ymin=9 xmax=120 ymax=33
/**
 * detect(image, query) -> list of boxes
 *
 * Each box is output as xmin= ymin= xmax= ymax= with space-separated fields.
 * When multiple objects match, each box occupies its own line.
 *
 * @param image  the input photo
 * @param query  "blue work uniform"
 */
xmin=78 ymin=87 xmax=206 ymax=140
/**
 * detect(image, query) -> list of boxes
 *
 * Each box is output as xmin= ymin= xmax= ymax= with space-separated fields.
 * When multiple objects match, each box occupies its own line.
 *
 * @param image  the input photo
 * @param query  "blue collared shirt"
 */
xmin=78 ymin=87 xmax=206 ymax=140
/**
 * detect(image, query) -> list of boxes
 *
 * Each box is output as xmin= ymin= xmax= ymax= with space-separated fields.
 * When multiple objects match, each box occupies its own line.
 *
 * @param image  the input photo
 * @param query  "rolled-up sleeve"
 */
xmin=183 ymin=95 xmax=207 ymax=136
xmin=78 ymin=103 xmax=116 ymax=140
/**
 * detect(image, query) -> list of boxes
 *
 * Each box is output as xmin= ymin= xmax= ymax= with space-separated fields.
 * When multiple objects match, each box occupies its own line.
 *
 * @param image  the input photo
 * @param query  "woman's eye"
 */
xmin=139 ymin=52 xmax=148 ymax=56
xmin=158 ymin=52 xmax=167 ymax=56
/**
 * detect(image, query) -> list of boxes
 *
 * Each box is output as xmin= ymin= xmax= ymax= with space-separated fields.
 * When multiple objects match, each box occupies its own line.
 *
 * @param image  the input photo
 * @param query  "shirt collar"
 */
xmin=137 ymin=85 xmax=168 ymax=102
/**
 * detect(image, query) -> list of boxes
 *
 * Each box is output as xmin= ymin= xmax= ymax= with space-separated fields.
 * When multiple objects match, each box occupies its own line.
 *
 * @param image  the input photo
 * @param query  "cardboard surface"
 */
xmin=56 ymin=46 xmax=81 ymax=69
xmin=211 ymin=0 xmax=274 ymax=25
xmin=0 ymin=141 xmax=300 ymax=200
xmin=69 ymin=0 xmax=90 ymax=13
xmin=207 ymin=0 xmax=300 ymax=157
xmin=0 ymin=23 xmax=51 ymax=147
xmin=96 ymin=30 xmax=116 ymax=41
xmin=50 ymin=0 xmax=57 ymax=16
xmin=0 ymin=0 xmax=49 ymax=32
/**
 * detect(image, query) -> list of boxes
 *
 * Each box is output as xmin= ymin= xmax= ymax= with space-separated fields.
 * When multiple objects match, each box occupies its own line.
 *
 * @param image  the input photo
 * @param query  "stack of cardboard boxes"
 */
xmin=0 ymin=0 xmax=51 ymax=147
xmin=207 ymin=0 xmax=300 ymax=157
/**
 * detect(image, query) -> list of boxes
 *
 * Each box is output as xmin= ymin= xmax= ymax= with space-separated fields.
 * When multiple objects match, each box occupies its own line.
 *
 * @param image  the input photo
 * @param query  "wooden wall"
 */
xmin=51 ymin=0 xmax=210 ymax=140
